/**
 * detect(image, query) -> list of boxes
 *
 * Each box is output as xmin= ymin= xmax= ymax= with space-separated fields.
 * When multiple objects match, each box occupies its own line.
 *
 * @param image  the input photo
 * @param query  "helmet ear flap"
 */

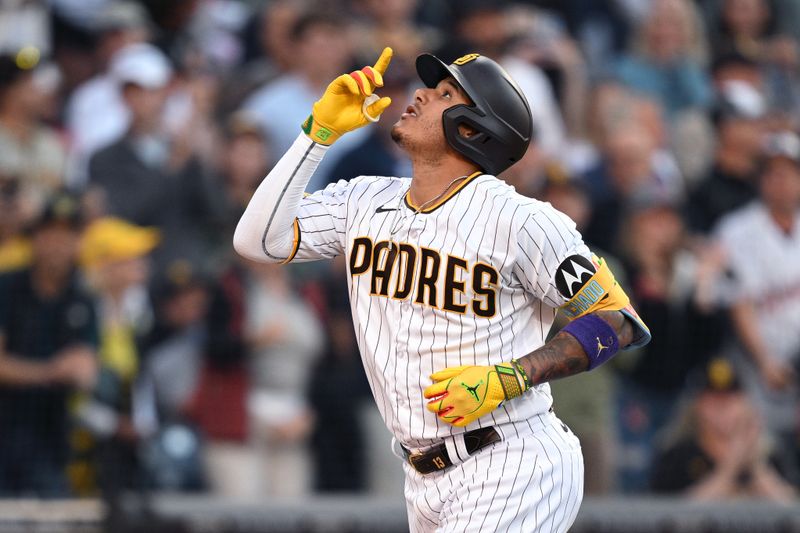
xmin=442 ymin=105 xmax=508 ymax=176
xmin=442 ymin=106 xmax=483 ymax=170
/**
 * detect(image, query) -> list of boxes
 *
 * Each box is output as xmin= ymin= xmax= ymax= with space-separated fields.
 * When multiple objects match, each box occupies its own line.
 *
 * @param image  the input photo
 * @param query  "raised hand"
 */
xmin=302 ymin=47 xmax=394 ymax=145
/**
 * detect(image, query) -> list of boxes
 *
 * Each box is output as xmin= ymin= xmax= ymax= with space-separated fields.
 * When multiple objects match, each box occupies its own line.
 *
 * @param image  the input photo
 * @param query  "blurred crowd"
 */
xmin=0 ymin=0 xmax=799 ymax=504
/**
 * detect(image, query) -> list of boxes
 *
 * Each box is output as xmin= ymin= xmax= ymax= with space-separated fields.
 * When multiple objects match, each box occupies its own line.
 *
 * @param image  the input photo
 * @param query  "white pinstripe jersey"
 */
xmin=288 ymin=170 xmax=591 ymax=448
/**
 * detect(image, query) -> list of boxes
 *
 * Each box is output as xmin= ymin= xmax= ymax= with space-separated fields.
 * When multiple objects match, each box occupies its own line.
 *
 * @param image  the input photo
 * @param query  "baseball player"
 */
xmin=234 ymin=47 xmax=651 ymax=532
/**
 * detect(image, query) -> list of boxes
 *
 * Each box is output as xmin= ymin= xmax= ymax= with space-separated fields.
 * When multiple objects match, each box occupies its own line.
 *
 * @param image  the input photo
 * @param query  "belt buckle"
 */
xmin=407 ymin=449 xmax=449 ymax=473
xmin=407 ymin=451 xmax=424 ymax=469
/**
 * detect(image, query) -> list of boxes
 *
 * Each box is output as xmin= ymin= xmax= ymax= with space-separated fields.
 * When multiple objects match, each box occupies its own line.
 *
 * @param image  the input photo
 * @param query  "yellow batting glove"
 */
xmin=423 ymin=361 xmax=531 ymax=427
xmin=301 ymin=47 xmax=393 ymax=145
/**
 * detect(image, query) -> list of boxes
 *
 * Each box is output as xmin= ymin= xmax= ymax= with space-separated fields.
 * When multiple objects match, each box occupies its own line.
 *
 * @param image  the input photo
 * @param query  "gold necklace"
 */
xmin=409 ymin=174 xmax=468 ymax=214
xmin=389 ymin=174 xmax=468 ymax=242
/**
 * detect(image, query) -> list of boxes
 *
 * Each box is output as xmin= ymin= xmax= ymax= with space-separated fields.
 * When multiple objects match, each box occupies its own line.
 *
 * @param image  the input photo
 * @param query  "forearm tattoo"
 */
xmin=517 ymin=311 xmax=634 ymax=386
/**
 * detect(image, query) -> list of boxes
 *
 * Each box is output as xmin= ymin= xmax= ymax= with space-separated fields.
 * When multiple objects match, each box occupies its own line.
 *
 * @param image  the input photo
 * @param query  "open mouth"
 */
xmin=401 ymin=105 xmax=418 ymax=119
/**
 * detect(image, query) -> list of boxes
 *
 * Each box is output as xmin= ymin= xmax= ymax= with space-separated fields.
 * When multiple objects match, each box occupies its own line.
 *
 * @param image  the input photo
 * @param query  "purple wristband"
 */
xmin=561 ymin=314 xmax=620 ymax=370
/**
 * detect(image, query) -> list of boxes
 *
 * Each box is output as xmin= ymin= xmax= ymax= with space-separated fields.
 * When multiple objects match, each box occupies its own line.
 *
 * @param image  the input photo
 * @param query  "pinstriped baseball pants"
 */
xmin=403 ymin=412 xmax=584 ymax=532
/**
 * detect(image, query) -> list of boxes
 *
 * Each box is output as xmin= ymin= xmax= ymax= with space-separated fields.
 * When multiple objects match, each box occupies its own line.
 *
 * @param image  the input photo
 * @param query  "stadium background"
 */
xmin=0 ymin=0 xmax=799 ymax=531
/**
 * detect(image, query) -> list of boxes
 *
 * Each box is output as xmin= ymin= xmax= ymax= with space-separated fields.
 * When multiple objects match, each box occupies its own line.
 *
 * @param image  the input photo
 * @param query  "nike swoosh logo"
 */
xmin=375 ymin=206 xmax=398 ymax=213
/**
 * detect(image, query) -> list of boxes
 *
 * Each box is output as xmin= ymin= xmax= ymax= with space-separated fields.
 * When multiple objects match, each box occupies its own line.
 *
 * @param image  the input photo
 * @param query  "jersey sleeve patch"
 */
xmin=555 ymin=254 xmax=596 ymax=299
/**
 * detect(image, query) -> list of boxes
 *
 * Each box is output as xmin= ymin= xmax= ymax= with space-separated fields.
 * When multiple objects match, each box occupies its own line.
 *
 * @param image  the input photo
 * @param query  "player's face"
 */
xmin=390 ymin=77 xmax=471 ymax=154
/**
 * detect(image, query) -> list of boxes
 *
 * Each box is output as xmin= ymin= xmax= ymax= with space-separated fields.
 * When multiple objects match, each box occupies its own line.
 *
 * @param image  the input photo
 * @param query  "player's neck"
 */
xmin=408 ymin=159 xmax=479 ymax=207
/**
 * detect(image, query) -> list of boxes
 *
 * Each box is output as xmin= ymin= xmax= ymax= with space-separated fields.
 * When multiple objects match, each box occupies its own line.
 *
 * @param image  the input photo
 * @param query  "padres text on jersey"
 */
xmin=349 ymin=237 xmax=498 ymax=317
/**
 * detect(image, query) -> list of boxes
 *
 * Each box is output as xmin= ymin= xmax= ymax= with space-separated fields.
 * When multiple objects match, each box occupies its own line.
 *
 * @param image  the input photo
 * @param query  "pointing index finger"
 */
xmin=373 ymin=47 xmax=393 ymax=76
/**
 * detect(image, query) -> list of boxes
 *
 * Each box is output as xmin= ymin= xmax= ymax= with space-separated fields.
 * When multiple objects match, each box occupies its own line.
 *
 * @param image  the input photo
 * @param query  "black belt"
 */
xmin=401 ymin=427 xmax=501 ymax=474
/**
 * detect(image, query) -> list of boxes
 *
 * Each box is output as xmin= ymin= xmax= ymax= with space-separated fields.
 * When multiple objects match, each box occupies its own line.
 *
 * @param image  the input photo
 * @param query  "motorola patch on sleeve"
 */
xmin=555 ymin=255 xmax=596 ymax=299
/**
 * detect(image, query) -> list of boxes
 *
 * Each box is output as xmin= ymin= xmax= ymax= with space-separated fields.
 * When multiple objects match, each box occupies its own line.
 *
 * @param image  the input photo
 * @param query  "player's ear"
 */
xmin=457 ymin=123 xmax=476 ymax=138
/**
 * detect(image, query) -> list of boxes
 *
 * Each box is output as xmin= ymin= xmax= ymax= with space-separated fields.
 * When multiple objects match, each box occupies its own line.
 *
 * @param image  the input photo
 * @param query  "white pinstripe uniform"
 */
xmin=234 ymin=134 xmax=586 ymax=532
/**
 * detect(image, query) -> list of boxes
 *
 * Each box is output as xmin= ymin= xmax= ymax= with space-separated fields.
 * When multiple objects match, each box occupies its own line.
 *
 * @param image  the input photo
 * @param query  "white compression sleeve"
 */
xmin=233 ymin=133 xmax=329 ymax=262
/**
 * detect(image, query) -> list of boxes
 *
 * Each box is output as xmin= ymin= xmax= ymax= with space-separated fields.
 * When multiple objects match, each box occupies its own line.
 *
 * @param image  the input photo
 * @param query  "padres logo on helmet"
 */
xmin=415 ymin=52 xmax=533 ymax=176
xmin=453 ymin=53 xmax=480 ymax=65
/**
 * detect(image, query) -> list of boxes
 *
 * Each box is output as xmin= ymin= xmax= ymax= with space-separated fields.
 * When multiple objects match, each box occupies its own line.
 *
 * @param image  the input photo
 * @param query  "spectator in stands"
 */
xmin=87 ymin=43 xmax=224 ymax=271
xmin=712 ymin=49 xmax=766 ymax=94
xmin=164 ymin=59 xmax=225 ymax=176
xmin=504 ymin=6 xmax=586 ymax=152
xmin=688 ymin=55 xmax=768 ymax=233
xmin=502 ymin=36 xmax=571 ymax=162
xmin=581 ymin=84 xmax=686 ymax=195
xmin=551 ymin=0 xmax=631 ymax=73
xmin=71 ymin=217 xmax=159 ymax=495
xmin=136 ymin=261 xmax=209 ymax=492
xmin=651 ymin=357 xmax=796 ymax=500
xmin=616 ymin=201 xmax=727 ymax=491
xmin=578 ymin=81 xmax=635 ymax=175
xmin=243 ymin=12 xmax=364 ymax=191
xmin=194 ymin=256 xmax=323 ymax=499
xmin=244 ymin=261 xmax=323 ymax=498
xmin=709 ymin=0 xmax=800 ymax=117
xmin=582 ymin=123 xmax=682 ymax=254
xmin=252 ymin=0 xmax=305 ymax=74
xmin=613 ymin=0 xmax=712 ymax=120
xmin=221 ymin=0 xmax=305 ymax=114
xmin=710 ymin=0 xmax=779 ymax=62
xmin=189 ymin=257 xmax=251 ymax=499
xmin=0 ymin=191 xmax=98 ymax=497
xmin=64 ymin=1 xmax=153 ymax=186
xmin=351 ymin=0 xmax=441 ymax=66
xmin=437 ymin=0 xmax=509 ymax=60
xmin=714 ymin=131 xmax=800 ymax=458
xmin=0 ymin=1 xmax=51 ymax=58
xmin=0 ymin=54 xmax=65 ymax=220
xmin=140 ymin=261 xmax=208 ymax=428
xmin=308 ymin=256 xmax=371 ymax=492
xmin=210 ymin=111 xmax=272 ymax=264
xmin=86 ymin=42 xmax=172 ymax=224
xmin=0 ymin=176 xmax=32 ymax=272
